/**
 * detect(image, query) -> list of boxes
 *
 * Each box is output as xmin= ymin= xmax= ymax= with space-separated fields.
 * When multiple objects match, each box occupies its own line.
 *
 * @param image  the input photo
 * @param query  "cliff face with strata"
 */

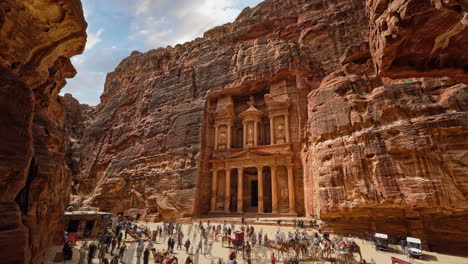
xmin=0 ymin=0 xmax=87 ymax=263
xmin=302 ymin=0 xmax=468 ymax=253
xmin=68 ymin=0 xmax=368 ymax=220
xmin=66 ymin=0 xmax=467 ymax=254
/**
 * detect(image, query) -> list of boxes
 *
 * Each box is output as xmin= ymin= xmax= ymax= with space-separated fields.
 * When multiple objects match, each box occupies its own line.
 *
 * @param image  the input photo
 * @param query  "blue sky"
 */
xmin=62 ymin=0 xmax=264 ymax=105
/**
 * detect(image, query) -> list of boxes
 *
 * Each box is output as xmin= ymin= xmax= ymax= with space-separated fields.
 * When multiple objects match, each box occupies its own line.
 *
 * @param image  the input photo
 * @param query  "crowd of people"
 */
xmin=62 ymin=217 xmax=367 ymax=264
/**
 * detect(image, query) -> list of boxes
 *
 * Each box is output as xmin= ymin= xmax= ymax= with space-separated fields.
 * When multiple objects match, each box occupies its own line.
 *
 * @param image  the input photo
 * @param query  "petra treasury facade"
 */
xmin=205 ymin=82 xmax=302 ymax=216
xmin=0 ymin=0 xmax=467 ymax=263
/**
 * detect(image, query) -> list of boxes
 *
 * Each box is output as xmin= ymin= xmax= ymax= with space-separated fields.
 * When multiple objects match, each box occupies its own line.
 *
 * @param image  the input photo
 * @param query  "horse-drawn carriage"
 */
xmin=222 ymin=231 xmax=244 ymax=248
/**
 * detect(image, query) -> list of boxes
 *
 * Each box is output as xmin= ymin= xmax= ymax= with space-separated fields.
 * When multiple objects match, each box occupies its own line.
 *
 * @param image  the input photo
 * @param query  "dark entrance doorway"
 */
xmin=67 ymin=220 xmax=80 ymax=233
xmin=251 ymin=180 xmax=258 ymax=206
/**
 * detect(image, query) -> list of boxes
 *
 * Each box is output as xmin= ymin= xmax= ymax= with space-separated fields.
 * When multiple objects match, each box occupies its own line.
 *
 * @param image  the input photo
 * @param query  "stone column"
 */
xmin=271 ymin=166 xmax=278 ymax=213
xmin=257 ymin=166 xmax=264 ymax=213
xmin=287 ymin=165 xmax=296 ymax=213
xmin=227 ymin=124 xmax=231 ymax=149
xmin=269 ymin=117 xmax=274 ymax=144
xmin=254 ymin=121 xmax=258 ymax=146
xmin=285 ymin=114 xmax=290 ymax=143
xmin=214 ymin=125 xmax=219 ymax=150
xmin=210 ymin=170 xmax=218 ymax=212
xmin=243 ymin=122 xmax=246 ymax=148
xmin=224 ymin=168 xmax=231 ymax=213
xmin=237 ymin=167 xmax=243 ymax=213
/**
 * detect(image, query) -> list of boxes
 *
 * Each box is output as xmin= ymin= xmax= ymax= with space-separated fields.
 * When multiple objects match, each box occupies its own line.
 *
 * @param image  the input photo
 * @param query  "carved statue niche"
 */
xmin=214 ymin=95 xmax=234 ymax=150
xmin=274 ymin=116 xmax=286 ymax=144
xmin=218 ymin=125 xmax=228 ymax=150
xmin=239 ymin=96 xmax=263 ymax=148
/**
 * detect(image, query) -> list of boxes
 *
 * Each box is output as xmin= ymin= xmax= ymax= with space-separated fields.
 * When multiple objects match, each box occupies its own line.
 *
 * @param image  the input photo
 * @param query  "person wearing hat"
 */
xmin=225 ymin=251 xmax=237 ymax=264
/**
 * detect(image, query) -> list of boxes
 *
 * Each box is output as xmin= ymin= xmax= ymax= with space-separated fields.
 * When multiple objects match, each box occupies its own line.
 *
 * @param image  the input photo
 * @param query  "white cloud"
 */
xmin=85 ymin=28 xmax=104 ymax=51
xmin=129 ymin=0 xmax=258 ymax=48
xmin=63 ymin=0 xmax=263 ymax=105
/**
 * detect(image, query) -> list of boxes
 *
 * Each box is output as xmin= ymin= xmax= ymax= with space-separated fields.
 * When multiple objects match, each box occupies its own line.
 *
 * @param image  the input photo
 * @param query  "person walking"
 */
xmin=63 ymin=242 xmax=73 ymax=261
xmin=110 ymin=255 xmax=119 ymax=264
xmin=78 ymin=242 xmax=88 ymax=264
xmin=118 ymin=242 xmax=126 ymax=259
xmin=98 ymin=243 xmax=106 ymax=264
xmin=184 ymin=239 xmax=191 ymax=253
xmin=143 ymin=248 xmax=150 ymax=264
xmin=196 ymin=239 xmax=202 ymax=254
xmin=111 ymin=237 xmax=117 ymax=255
xmin=136 ymin=244 xmax=143 ymax=263
xmin=87 ymin=242 xmax=96 ymax=264
xmin=117 ymin=232 xmax=123 ymax=248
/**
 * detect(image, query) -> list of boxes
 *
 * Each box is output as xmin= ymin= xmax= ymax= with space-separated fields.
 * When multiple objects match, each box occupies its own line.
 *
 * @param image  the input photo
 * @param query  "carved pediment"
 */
xmin=227 ymin=149 xmax=274 ymax=159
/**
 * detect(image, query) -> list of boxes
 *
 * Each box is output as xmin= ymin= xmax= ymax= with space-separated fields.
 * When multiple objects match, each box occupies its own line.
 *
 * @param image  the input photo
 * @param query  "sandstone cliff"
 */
xmin=69 ymin=0 xmax=368 ymax=221
xmin=66 ymin=0 xmax=468 ymax=255
xmin=304 ymin=46 xmax=468 ymax=253
xmin=0 ymin=1 xmax=87 ymax=263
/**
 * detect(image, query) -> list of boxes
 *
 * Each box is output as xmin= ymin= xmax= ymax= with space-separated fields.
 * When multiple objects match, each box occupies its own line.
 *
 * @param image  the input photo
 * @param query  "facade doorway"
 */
xmin=251 ymin=180 xmax=258 ymax=206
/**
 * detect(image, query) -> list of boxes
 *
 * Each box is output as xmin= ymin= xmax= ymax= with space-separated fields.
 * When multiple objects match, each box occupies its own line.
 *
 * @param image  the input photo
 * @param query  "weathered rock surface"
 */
xmin=0 ymin=0 xmax=87 ymax=263
xmin=65 ymin=0 xmax=468 ymax=255
xmin=69 ymin=0 xmax=368 ymax=221
xmin=366 ymin=0 xmax=468 ymax=82
xmin=304 ymin=46 xmax=468 ymax=252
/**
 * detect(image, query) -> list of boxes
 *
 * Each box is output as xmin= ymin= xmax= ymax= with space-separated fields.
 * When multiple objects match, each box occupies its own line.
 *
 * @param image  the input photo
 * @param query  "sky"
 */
xmin=61 ymin=0 xmax=264 ymax=106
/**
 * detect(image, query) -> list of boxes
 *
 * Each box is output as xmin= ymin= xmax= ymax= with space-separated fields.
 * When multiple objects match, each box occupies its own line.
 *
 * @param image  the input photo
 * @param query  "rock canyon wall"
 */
xmin=0 ymin=0 xmax=87 ymax=263
xmin=67 ymin=0 xmax=369 ymax=221
xmin=64 ymin=0 xmax=468 ymax=255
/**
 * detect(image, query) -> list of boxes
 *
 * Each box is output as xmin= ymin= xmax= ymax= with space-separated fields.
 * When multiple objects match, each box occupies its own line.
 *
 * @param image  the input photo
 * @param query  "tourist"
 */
xmin=63 ymin=241 xmax=73 ymax=261
xmin=98 ymin=243 xmax=106 ymax=263
xmin=184 ymin=239 xmax=191 ymax=253
xmin=196 ymin=239 xmax=202 ymax=254
xmin=102 ymin=257 xmax=109 ymax=264
xmin=204 ymin=238 xmax=208 ymax=255
xmin=110 ymin=255 xmax=119 ymax=264
xmin=225 ymin=251 xmax=237 ymax=264
xmin=105 ymin=233 xmax=112 ymax=253
xmin=119 ymin=242 xmax=126 ymax=259
xmin=184 ymin=256 xmax=193 ymax=264
xmin=78 ymin=242 xmax=88 ymax=264
xmin=177 ymin=231 xmax=184 ymax=249
xmin=87 ymin=242 xmax=96 ymax=264
xmin=136 ymin=244 xmax=143 ymax=262
xmin=245 ymin=241 xmax=251 ymax=260
xmin=270 ymin=252 xmax=276 ymax=264
xmin=117 ymin=232 xmax=123 ymax=248
xmin=143 ymin=248 xmax=150 ymax=264
xmin=111 ymin=237 xmax=117 ymax=255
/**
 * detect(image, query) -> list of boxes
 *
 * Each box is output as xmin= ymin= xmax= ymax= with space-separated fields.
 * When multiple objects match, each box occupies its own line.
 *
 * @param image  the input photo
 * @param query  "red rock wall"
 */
xmin=0 ymin=1 xmax=87 ymax=263
xmin=366 ymin=0 xmax=468 ymax=83
xmin=303 ymin=35 xmax=468 ymax=253
xmin=69 ymin=0 xmax=368 ymax=220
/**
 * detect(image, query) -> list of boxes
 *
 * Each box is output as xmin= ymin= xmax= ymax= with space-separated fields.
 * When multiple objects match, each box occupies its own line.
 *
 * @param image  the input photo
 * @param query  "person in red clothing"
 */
xmin=271 ymin=252 xmax=276 ymax=264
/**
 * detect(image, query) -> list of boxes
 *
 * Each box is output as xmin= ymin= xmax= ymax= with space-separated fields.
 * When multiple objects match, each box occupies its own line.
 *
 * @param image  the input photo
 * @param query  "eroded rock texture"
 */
xmin=69 ymin=0 xmax=368 ymax=221
xmin=366 ymin=0 xmax=468 ymax=82
xmin=0 ymin=0 xmax=87 ymax=263
xmin=66 ymin=0 xmax=468 ymax=255
xmin=304 ymin=45 xmax=468 ymax=253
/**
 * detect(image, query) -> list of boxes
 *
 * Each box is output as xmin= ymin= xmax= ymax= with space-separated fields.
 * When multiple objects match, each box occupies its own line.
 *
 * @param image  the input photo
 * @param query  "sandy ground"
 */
xmin=46 ymin=220 xmax=468 ymax=264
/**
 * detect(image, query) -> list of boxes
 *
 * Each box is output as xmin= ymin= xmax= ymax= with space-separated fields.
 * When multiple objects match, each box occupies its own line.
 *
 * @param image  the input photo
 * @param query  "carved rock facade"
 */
xmin=0 ymin=0 xmax=87 ymax=263
xmin=66 ymin=0 xmax=468 ymax=255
